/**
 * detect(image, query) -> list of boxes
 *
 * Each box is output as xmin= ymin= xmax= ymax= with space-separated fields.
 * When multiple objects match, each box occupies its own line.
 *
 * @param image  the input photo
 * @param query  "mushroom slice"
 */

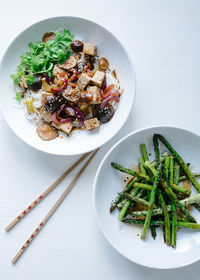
xmin=63 ymin=84 xmax=80 ymax=103
xmin=42 ymin=32 xmax=56 ymax=43
xmin=59 ymin=56 xmax=77 ymax=70
xmin=36 ymin=122 xmax=58 ymax=141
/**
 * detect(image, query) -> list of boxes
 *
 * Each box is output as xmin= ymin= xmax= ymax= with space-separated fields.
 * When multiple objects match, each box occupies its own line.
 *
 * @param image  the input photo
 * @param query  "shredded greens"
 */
xmin=11 ymin=29 xmax=74 ymax=85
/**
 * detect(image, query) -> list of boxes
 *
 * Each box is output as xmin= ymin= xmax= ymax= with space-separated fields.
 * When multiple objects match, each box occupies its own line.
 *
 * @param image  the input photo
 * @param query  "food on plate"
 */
xmin=11 ymin=29 xmax=122 ymax=141
xmin=110 ymin=134 xmax=200 ymax=247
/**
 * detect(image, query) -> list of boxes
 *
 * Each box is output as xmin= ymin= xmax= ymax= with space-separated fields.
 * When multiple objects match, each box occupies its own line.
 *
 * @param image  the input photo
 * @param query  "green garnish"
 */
xmin=11 ymin=29 xmax=74 ymax=85
xmin=15 ymin=92 xmax=22 ymax=102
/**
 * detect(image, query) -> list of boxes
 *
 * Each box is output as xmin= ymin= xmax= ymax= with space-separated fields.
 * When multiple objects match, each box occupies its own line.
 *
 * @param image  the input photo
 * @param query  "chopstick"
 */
xmin=5 ymin=151 xmax=91 ymax=231
xmin=12 ymin=148 xmax=99 ymax=264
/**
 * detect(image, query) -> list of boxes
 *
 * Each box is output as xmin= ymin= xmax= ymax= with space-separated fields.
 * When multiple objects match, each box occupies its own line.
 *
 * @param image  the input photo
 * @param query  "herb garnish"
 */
xmin=15 ymin=92 xmax=22 ymax=102
xmin=11 ymin=29 xmax=74 ymax=85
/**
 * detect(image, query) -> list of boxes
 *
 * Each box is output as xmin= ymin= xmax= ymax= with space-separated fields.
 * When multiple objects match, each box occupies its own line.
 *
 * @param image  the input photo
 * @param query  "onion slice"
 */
xmin=102 ymin=74 xmax=107 ymax=90
xmin=68 ymin=68 xmax=78 ymax=82
xmin=74 ymin=107 xmax=84 ymax=127
xmin=52 ymin=104 xmax=72 ymax=124
xmin=101 ymin=84 xmax=115 ymax=99
xmin=51 ymin=77 xmax=68 ymax=93
xmin=100 ymin=95 xmax=120 ymax=110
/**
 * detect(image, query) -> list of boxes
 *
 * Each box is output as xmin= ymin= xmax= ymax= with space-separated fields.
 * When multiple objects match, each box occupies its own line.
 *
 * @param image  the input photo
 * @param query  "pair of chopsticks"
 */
xmin=6 ymin=149 xmax=99 ymax=264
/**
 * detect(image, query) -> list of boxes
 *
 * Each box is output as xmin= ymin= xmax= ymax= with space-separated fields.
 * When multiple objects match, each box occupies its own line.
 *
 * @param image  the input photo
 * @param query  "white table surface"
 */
xmin=1 ymin=0 xmax=200 ymax=279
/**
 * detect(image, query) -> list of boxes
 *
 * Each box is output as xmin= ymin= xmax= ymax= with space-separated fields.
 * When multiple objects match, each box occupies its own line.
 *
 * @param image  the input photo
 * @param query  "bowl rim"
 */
xmin=0 ymin=16 xmax=136 ymax=156
xmin=93 ymin=124 xmax=200 ymax=269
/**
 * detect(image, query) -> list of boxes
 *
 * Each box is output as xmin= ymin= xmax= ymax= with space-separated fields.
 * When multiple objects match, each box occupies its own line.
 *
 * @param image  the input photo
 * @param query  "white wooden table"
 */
xmin=0 ymin=0 xmax=200 ymax=279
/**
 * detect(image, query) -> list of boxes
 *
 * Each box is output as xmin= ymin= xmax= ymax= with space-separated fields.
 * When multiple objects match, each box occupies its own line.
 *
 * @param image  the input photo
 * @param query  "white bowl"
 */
xmin=94 ymin=126 xmax=200 ymax=269
xmin=0 ymin=16 xmax=135 ymax=155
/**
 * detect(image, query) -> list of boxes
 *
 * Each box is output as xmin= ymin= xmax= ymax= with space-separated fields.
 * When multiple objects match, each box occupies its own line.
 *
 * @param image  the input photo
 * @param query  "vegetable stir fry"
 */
xmin=11 ymin=29 xmax=122 ymax=140
xmin=110 ymin=134 xmax=200 ymax=247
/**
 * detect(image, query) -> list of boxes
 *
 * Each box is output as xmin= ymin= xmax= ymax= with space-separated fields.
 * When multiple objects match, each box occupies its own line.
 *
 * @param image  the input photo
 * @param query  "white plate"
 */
xmin=94 ymin=126 xmax=200 ymax=269
xmin=0 ymin=16 xmax=135 ymax=155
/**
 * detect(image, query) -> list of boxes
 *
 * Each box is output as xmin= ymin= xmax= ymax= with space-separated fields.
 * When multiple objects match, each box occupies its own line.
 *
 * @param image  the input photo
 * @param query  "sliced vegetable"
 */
xmin=93 ymin=104 xmax=114 ymax=123
xmin=98 ymin=57 xmax=109 ymax=70
xmin=67 ymin=68 xmax=78 ymax=82
xmin=74 ymin=107 xmax=84 ymax=127
xmin=59 ymin=56 xmax=76 ymax=70
xmin=42 ymin=32 xmax=56 ymax=43
xmin=71 ymin=40 xmax=84 ymax=52
xmin=101 ymin=84 xmax=114 ymax=99
xmin=25 ymin=97 xmax=34 ymax=113
xmin=100 ymin=95 xmax=119 ymax=110
xmin=42 ymin=75 xmax=68 ymax=93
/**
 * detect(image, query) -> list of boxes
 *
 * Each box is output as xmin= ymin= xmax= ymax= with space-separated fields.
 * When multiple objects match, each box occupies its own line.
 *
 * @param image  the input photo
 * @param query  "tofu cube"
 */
xmin=84 ymin=118 xmax=100 ymax=130
xmin=41 ymin=92 xmax=54 ymax=105
xmin=83 ymin=43 xmax=97 ymax=56
xmin=77 ymin=73 xmax=91 ymax=90
xmin=51 ymin=122 xmax=73 ymax=135
xmin=40 ymin=108 xmax=52 ymax=122
xmin=59 ymin=123 xmax=73 ymax=135
xmin=91 ymin=71 xmax=105 ymax=88
xmin=87 ymin=86 xmax=101 ymax=104
xmin=53 ymin=64 xmax=65 ymax=77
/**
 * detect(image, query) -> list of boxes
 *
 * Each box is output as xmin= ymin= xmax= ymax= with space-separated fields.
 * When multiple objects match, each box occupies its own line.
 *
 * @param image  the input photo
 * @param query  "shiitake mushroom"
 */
xmin=45 ymin=95 xmax=65 ymax=112
xmin=28 ymin=76 xmax=42 ymax=91
xmin=92 ymin=104 xmax=114 ymax=123
xmin=42 ymin=32 xmax=56 ymax=43
xmin=77 ymin=56 xmax=95 ymax=73
xmin=98 ymin=57 xmax=109 ymax=70
xmin=71 ymin=40 xmax=84 ymax=52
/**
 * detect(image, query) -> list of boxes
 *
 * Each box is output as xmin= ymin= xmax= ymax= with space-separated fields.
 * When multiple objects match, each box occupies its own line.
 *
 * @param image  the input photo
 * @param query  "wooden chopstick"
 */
xmin=12 ymin=148 xmax=99 ymax=264
xmin=5 ymin=151 xmax=91 ymax=231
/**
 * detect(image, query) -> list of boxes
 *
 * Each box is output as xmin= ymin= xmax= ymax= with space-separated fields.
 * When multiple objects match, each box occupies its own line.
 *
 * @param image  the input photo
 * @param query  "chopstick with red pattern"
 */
xmin=12 ymin=148 xmax=99 ymax=264
xmin=5 ymin=151 xmax=91 ymax=231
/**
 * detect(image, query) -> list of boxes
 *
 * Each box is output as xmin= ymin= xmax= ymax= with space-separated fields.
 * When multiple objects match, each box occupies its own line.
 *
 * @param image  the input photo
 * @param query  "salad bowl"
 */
xmin=0 ymin=16 xmax=135 ymax=155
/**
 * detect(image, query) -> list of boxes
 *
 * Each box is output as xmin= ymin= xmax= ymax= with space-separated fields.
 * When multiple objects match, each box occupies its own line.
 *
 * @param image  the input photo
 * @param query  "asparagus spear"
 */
xmin=133 ymin=182 xmax=152 ymax=191
xmin=170 ymin=183 xmax=191 ymax=196
xmin=169 ymin=157 xmax=174 ymax=184
xmin=123 ymin=219 xmax=200 ymax=230
xmin=140 ymin=144 xmax=149 ymax=162
xmin=118 ymin=192 xmax=152 ymax=208
xmin=158 ymin=192 xmax=171 ymax=245
xmin=110 ymin=177 xmax=138 ymax=213
xmin=150 ymin=226 xmax=157 ymax=240
xmin=140 ymin=143 xmax=152 ymax=201
xmin=164 ymin=156 xmax=170 ymax=181
xmin=153 ymin=134 xmax=160 ymax=164
xmin=174 ymin=165 xmax=180 ymax=184
xmin=143 ymin=161 xmax=157 ymax=177
xmin=118 ymin=187 xmax=140 ymax=221
xmin=156 ymin=134 xmax=200 ymax=192
xmin=117 ymin=156 xmax=149 ymax=220
xmin=193 ymin=203 xmax=200 ymax=212
xmin=169 ymin=157 xmax=177 ymax=247
xmin=141 ymin=163 xmax=162 ymax=239
xmin=179 ymin=173 xmax=200 ymax=182
xmin=116 ymin=199 xmax=127 ymax=209
xmin=139 ymin=153 xmax=157 ymax=238
xmin=129 ymin=193 xmax=200 ymax=217
xmin=161 ymin=182 xmax=196 ymax=223
xmin=133 ymin=182 xmax=191 ymax=196
xmin=139 ymin=157 xmax=147 ymax=175
xmin=111 ymin=162 xmax=150 ymax=182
